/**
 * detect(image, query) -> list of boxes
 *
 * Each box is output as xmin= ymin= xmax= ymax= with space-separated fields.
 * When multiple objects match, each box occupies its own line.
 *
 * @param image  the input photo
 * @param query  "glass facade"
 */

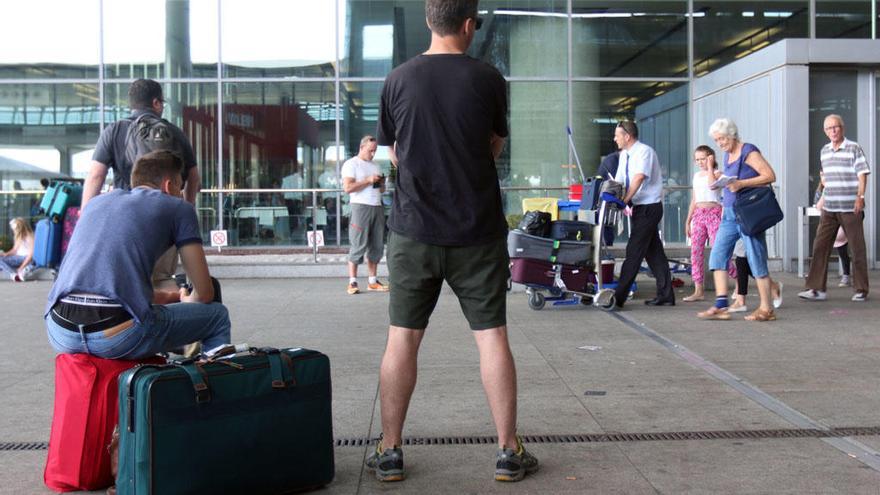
xmin=1 ymin=0 xmax=877 ymax=248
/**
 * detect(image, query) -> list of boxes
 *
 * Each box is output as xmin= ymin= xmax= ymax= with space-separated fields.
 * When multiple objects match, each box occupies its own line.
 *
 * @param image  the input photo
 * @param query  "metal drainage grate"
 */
xmin=5 ymin=427 xmax=880 ymax=452
xmin=0 ymin=442 xmax=48 ymax=451
xmin=333 ymin=426 xmax=880 ymax=448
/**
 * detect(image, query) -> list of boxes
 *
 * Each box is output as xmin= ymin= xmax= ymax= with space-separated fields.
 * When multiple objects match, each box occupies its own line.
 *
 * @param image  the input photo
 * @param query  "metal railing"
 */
xmin=0 ymin=185 xmax=779 ymax=261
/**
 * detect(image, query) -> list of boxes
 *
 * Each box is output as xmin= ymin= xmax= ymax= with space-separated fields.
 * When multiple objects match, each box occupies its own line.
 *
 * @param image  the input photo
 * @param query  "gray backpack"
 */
xmin=122 ymin=114 xmax=185 ymax=189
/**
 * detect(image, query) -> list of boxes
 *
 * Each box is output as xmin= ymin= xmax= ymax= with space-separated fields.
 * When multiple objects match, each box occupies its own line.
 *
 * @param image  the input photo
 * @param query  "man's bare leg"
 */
xmin=367 ymin=260 xmax=379 ymax=278
xmin=379 ymin=326 xmax=425 ymax=447
xmin=473 ymin=326 xmax=517 ymax=448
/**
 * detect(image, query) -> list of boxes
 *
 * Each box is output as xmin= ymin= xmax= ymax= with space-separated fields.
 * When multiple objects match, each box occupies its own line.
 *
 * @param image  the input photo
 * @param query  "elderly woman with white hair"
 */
xmin=697 ymin=118 xmax=780 ymax=322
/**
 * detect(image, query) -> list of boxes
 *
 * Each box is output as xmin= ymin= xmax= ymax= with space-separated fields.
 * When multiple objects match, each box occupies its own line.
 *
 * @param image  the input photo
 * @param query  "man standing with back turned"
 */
xmin=366 ymin=0 xmax=538 ymax=483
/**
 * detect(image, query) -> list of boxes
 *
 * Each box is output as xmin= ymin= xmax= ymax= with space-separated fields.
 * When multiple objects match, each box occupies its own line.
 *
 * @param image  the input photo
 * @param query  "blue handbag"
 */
xmin=734 ymin=161 xmax=783 ymax=236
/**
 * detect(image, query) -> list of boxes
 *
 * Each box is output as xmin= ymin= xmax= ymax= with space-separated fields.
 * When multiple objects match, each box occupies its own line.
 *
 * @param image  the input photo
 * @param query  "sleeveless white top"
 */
xmin=692 ymin=172 xmax=721 ymax=204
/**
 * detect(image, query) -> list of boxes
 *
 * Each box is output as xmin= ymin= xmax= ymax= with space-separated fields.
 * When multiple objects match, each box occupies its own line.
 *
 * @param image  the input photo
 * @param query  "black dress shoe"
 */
xmin=644 ymin=298 xmax=675 ymax=306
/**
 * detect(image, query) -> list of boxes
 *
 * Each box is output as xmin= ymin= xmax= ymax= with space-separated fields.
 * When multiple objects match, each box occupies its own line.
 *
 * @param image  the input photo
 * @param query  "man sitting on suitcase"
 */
xmin=44 ymin=150 xmax=231 ymax=359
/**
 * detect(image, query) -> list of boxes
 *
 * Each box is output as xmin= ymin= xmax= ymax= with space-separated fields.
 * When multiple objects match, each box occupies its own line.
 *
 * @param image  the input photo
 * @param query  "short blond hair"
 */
xmin=360 ymin=135 xmax=377 ymax=147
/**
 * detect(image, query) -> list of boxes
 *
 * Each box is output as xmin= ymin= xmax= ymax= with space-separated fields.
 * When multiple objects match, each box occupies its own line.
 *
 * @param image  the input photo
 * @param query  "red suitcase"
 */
xmin=510 ymin=258 xmax=591 ymax=291
xmin=44 ymin=353 xmax=164 ymax=492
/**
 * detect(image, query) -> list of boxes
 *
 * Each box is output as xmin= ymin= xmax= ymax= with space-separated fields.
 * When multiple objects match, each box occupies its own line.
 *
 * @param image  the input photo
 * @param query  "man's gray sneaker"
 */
xmin=798 ymin=289 xmax=827 ymax=301
xmin=365 ymin=437 xmax=405 ymax=482
xmin=852 ymin=292 xmax=867 ymax=302
xmin=494 ymin=436 xmax=539 ymax=482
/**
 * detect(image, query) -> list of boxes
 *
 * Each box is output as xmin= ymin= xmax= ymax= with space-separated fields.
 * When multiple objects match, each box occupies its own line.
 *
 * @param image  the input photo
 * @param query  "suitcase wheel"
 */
xmin=527 ymin=290 xmax=545 ymax=311
xmin=595 ymin=289 xmax=616 ymax=311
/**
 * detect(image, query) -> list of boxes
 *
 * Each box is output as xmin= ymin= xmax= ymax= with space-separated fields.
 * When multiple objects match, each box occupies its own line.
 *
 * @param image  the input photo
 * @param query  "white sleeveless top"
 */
xmin=692 ymin=172 xmax=721 ymax=204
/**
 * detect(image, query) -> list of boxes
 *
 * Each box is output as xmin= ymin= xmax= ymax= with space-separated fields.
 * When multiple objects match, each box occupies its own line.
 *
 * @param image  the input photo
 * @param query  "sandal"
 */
xmin=682 ymin=294 xmax=704 ymax=302
xmin=744 ymin=308 xmax=776 ymax=322
xmin=697 ymin=306 xmax=730 ymax=320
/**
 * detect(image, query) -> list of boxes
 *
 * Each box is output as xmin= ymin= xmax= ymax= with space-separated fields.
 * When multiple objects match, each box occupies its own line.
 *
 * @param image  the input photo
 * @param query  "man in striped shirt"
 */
xmin=799 ymin=114 xmax=870 ymax=302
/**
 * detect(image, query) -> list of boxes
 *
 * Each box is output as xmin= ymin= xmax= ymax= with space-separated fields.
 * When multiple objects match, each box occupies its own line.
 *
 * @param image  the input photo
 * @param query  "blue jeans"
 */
xmin=46 ymin=302 xmax=231 ymax=359
xmin=0 ymin=255 xmax=30 ymax=276
xmin=708 ymin=207 xmax=769 ymax=278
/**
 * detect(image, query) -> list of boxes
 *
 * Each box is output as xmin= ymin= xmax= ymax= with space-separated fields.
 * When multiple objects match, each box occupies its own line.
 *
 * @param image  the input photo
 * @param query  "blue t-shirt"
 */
xmin=722 ymin=143 xmax=760 ymax=208
xmin=45 ymin=188 xmax=202 ymax=324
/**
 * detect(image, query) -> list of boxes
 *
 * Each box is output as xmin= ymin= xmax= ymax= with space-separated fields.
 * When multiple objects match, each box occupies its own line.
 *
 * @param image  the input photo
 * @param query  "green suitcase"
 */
xmin=116 ymin=347 xmax=334 ymax=495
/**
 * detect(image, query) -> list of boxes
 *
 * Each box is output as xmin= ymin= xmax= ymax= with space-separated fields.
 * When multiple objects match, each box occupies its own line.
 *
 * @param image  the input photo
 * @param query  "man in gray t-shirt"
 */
xmin=45 ymin=151 xmax=230 ymax=360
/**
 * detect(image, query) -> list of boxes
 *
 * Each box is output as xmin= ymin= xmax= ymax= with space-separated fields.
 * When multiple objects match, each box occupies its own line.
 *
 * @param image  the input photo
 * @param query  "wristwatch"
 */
xmin=858 ymin=195 xmax=866 ymax=199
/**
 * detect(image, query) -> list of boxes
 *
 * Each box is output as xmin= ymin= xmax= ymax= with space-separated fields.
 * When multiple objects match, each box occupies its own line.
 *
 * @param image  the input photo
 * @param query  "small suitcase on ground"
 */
xmin=510 ymin=258 xmax=590 ymax=291
xmin=550 ymin=220 xmax=591 ymax=241
xmin=40 ymin=181 xmax=83 ymax=222
xmin=507 ymin=229 xmax=591 ymax=266
xmin=60 ymin=206 xmax=80 ymax=257
xmin=44 ymin=354 xmax=165 ymax=493
xmin=117 ymin=347 xmax=334 ymax=495
xmin=33 ymin=217 xmax=63 ymax=268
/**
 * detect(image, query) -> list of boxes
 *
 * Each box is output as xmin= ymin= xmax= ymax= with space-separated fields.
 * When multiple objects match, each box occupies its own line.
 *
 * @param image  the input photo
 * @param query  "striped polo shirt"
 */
xmin=820 ymin=138 xmax=870 ymax=212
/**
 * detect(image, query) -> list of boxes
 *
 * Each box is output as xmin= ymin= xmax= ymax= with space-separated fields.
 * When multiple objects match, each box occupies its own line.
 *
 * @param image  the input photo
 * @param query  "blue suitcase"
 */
xmin=40 ymin=181 xmax=83 ymax=222
xmin=33 ymin=218 xmax=63 ymax=268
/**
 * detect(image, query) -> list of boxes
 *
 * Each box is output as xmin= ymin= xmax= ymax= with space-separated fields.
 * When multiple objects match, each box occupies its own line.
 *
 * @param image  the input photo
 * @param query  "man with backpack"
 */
xmin=83 ymin=78 xmax=201 ymax=288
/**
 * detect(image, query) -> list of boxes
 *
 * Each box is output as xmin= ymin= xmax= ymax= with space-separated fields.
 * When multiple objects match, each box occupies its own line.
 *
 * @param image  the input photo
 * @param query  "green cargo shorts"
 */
xmin=387 ymin=231 xmax=509 ymax=331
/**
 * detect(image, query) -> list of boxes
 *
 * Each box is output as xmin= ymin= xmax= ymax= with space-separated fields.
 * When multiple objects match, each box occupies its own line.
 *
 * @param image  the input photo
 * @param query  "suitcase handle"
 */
xmin=174 ymin=362 xmax=211 ymax=403
xmin=255 ymin=347 xmax=296 ymax=388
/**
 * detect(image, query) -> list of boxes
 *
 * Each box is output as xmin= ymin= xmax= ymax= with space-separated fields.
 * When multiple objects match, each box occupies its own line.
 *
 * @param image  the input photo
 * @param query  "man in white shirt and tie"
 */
xmin=612 ymin=121 xmax=674 ymax=308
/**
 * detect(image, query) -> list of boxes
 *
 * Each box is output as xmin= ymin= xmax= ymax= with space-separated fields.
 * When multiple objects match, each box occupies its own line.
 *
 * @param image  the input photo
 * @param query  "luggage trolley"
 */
xmin=508 ymin=196 xmax=623 ymax=311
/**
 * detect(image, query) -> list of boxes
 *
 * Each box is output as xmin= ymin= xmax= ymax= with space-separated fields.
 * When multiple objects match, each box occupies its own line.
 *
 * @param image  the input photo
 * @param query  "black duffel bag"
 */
xmin=518 ymin=210 xmax=552 ymax=237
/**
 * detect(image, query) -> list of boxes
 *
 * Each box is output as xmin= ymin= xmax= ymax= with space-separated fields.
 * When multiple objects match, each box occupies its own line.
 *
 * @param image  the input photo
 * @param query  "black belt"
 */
xmin=50 ymin=304 xmax=133 ymax=334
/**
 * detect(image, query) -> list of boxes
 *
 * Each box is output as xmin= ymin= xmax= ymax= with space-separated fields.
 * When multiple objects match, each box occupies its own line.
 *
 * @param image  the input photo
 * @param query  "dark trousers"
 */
xmin=736 ymin=256 xmax=751 ymax=296
xmin=806 ymin=211 xmax=868 ymax=294
xmin=614 ymin=202 xmax=674 ymax=306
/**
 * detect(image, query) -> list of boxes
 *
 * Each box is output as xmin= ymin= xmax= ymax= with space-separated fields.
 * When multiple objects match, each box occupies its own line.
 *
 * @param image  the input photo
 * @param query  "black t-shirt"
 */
xmin=92 ymin=109 xmax=197 ymax=190
xmin=377 ymin=54 xmax=508 ymax=246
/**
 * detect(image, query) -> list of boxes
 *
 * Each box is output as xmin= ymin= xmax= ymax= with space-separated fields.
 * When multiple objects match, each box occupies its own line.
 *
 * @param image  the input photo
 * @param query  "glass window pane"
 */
xmin=570 ymin=81 xmax=688 ymax=242
xmin=103 ymin=0 xmax=219 ymax=79
xmin=817 ymin=1 xmax=872 ymax=38
xmin=503 ymin=82 xmax=569 ymax=219
xmin=808 ymin=70 xmax=858 ymax=204
xmin=338 ymin=81 xmax=387 ymax=245
xmin=572 ymin=1 xmax=688 ymax=78
xmin=340 ymin=0 xmax=567 ymax=78
xmin=477 ymin=1 xmax=568 ymax=77
xmin=0 ymin=84 xmax=100 ymax=230
xmin=694 ymin=2 xmax=808 ymax=76
xmin=0 ymin=1 xmax=99 ymax=79
xmin=222 ymin=82 xmax=336 ymax=247
xmin=222 ymin=0 xmax=336 ymax=78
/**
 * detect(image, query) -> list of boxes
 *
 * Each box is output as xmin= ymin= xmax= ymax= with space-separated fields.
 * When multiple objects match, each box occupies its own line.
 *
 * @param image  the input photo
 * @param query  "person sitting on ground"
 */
xmin=1 ymin=218 xmax=35 ymax=282
xmin=44 ymin=150 xmax=231 ymax=359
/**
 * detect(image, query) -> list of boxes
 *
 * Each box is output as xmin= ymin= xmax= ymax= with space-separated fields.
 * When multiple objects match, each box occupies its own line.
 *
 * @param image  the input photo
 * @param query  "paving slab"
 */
xmin=2 ymin=272 xmax=880 ymax=494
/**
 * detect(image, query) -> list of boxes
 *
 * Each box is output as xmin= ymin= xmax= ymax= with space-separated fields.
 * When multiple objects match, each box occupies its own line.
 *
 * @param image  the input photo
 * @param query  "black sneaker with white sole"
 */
xmin=495 ymin=435 xmax=539 ymax=482
xmin=365 ymin=435 xmax=405 ymax=482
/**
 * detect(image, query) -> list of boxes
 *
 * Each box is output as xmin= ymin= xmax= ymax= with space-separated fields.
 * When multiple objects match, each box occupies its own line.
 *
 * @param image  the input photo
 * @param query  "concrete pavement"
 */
xmin=1 ymin=271 xmax=880 ymax=494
